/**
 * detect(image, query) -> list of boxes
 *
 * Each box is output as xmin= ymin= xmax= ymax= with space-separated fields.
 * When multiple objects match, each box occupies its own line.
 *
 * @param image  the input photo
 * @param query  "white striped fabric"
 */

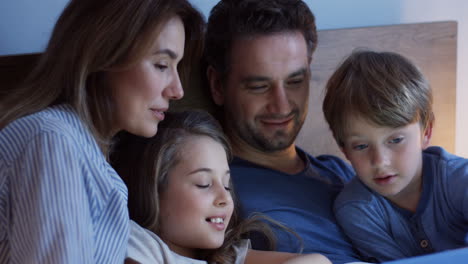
xmin=0 ymin=105 xmax=129 ymax=263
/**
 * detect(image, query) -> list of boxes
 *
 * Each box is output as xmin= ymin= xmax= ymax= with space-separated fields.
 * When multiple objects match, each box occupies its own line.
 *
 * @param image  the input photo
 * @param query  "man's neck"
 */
xmin=232 ymin=141 xmax=305 ymax=175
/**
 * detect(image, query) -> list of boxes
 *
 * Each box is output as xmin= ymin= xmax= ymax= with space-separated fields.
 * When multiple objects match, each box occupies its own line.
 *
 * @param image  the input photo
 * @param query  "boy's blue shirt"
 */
xmin=230 ymin=147 xmax=363 ymax=264
xmin=334 ymin=146 xmax=468 ymax=262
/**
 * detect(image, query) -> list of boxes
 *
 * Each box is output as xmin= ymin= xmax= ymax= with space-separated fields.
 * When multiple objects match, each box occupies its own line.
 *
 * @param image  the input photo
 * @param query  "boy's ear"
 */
xmin=422 ymin=121 xmax=433 ymax=149
xmin=207 ymin=65 xmax=224 ymax=106
xmin=339 ymin=145 xmax=351 ymax=161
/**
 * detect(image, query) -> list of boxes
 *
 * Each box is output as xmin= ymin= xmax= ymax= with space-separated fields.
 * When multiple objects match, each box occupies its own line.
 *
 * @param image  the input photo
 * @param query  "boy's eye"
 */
xmin=389 ymin=137 xmax=404 ymax=144
xmin=196 ymin=184 xmax=210 ymax=189
xmin=352 ymin=144 xmax=368 ymax=151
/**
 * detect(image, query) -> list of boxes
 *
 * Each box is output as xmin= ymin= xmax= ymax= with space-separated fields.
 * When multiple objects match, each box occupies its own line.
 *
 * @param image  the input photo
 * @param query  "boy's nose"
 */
xmin=371 ymin=146 xmax=390 ymax=167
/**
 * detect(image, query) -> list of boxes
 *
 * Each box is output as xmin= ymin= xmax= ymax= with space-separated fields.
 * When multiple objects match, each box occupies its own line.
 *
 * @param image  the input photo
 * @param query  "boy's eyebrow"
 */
xmin=153 ymin=49 xmax=178 ymax=59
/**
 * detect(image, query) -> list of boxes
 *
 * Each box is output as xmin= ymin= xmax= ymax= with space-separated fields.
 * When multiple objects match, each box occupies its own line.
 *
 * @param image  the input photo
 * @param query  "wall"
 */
xmin=1 ymin=0 xmax=467 ymax=156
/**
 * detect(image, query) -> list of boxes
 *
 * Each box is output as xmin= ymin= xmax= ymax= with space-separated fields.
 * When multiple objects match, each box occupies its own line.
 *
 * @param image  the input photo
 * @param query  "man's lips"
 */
xmin=260 ymin=116 xmax=294 ymax=126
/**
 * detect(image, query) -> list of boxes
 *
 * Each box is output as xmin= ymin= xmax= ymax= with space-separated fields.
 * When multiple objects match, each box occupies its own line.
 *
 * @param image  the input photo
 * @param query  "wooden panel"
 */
xmin=0 ymin=53 xmax=39 ymax=97
xmin=296 ymin=21 xmax=457 ymax=159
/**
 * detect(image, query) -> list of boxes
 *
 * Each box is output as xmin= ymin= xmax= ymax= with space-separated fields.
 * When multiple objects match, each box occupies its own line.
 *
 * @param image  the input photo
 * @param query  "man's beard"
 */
xmin=234 ymin=109 xmax=305 ymax=153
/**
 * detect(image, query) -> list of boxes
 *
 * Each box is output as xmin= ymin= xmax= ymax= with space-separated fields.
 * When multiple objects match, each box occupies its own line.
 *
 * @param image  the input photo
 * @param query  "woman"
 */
xmin=0 ymin=0 xmax=204 ymax=263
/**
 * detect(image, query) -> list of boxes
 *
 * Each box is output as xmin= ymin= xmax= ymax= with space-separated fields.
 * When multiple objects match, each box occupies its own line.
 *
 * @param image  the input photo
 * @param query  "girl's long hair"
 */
xmin=112 ymin=110 xmax=300 ymax=263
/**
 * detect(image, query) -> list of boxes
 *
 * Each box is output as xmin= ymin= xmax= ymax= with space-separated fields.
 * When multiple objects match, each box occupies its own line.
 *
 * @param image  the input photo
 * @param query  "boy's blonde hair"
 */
xmin=323 ymin=50 xmax=434 ymax=147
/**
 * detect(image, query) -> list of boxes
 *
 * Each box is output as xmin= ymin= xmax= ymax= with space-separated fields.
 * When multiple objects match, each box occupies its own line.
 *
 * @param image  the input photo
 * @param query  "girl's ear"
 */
xmin=207 ymin=66 xmax=225 ymax=106
xmin=422 ymin=121 xmax=433 ymax=149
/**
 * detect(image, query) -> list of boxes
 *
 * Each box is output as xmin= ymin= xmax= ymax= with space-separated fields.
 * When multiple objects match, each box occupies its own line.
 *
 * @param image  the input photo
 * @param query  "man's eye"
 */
xmin=287 ymin=79 xmax=304 ymax=85
xmin=247 ymin=85 xmax=268 ymax=91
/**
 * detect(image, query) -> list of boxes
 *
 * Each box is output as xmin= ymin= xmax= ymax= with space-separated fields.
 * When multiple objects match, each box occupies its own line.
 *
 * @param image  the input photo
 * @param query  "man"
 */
xmin=204 ymin=0 xmax=364 ymax=263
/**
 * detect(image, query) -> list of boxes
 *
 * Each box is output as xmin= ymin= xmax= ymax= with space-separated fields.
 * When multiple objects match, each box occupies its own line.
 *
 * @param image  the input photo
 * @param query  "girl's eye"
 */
xmin=389 ymin=137 xmax=404 ymax=144
xmin=352 ymin=144 xmax=368 ymax=151
xmin=196 ymin=184 xmax=210 ymax=189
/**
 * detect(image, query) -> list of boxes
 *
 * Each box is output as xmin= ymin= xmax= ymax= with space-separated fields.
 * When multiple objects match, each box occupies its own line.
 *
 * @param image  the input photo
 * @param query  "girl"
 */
xmin=112 ymin=110 xmax=331 ymax=264
xmin=0 ymin=0 xmax=204 ymax=262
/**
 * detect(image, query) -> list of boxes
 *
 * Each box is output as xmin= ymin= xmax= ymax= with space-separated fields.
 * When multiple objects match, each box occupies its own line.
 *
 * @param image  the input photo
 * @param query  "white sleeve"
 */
xmin=234 ymin=239 xmax=251 ymax=264
xmin=126 ymin=221 xmax=168 ymax=264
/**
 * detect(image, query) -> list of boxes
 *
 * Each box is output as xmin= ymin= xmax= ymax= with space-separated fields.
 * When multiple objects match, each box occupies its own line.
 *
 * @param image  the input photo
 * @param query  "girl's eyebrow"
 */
xmin=188 ymin=168 xmax=211 ymax=175
xmin=188 ymin=168 xmax=230 ymax=176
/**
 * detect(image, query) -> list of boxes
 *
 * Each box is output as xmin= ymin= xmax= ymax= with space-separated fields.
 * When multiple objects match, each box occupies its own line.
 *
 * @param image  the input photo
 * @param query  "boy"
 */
xmin=322 ymin=50 xmax=468 ymax=262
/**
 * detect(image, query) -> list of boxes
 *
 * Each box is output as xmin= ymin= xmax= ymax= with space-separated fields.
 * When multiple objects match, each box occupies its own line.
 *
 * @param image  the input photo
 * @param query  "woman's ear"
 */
xmin=422 ymin=121 xmax=433 ymax=149
xmin=207 ymin=66 xmax=224 ymax=106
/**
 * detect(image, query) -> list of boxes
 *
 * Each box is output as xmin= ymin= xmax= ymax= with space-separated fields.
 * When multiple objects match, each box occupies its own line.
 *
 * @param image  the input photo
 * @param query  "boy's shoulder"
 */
xmin=423 ymin=146 xmax=468 ymax=173
xmin=334 ymin=177 xmax=376 ymax=209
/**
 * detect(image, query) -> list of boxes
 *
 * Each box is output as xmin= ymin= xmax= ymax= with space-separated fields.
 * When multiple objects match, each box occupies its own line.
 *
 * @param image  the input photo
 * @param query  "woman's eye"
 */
xmin=196 ymin=184 xmax=210 ymax=189
xmin=154 ymin=64 xmax=168 ymax=72
xmin=224 ymin=186 xmax=232 ymax=191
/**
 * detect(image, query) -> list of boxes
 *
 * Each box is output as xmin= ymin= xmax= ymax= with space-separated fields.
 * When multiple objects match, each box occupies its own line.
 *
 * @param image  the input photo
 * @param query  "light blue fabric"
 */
xmin=231 ymin=148 xmax=363 ymax=264
xmin=0 ymin=105 xmax=129 ymax=263
xmin=334 ymin=146 xmax=468 ymax=263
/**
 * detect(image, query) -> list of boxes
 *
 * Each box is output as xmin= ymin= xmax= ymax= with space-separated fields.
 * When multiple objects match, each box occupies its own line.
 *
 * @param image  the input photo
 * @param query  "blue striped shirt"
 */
xmin=0 ymin=105 xmax=129 ymax=263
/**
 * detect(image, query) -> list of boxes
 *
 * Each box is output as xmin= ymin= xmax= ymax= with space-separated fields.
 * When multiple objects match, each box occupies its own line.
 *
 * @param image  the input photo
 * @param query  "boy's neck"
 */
xmin=387 ymin=173 xmax=423 ymax=213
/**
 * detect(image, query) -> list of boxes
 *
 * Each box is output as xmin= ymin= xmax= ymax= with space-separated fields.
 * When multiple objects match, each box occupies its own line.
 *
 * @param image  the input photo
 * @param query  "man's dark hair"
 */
xmin=205 ymin=0 xmax=317 ymax=78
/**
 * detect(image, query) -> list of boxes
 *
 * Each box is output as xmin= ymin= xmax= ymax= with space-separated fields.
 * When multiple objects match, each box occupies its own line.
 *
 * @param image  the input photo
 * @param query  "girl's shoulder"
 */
xmin=128 ymin=221 xmax=207 ymax=264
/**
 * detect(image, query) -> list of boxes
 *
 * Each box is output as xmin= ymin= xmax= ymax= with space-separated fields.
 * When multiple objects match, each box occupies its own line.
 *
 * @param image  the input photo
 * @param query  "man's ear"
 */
xmin=206 ymin=65 xmax=224 ymax=106
xmin=422 ymin=120 xmax=433 ymax=149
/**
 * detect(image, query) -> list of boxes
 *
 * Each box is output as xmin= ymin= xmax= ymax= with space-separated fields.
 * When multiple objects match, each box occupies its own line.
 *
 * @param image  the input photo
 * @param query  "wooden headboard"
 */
xmin=0 ymin=21 xmax=457 ymax=160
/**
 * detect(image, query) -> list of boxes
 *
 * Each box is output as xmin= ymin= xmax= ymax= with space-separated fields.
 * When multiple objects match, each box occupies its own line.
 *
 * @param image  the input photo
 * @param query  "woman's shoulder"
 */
xmin=0 ymin=105 xmax=101 ymax=162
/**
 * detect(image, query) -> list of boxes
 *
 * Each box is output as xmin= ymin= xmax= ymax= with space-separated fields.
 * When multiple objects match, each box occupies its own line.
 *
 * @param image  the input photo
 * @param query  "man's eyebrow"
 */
xmin=153 ymin=49 xmax=178 ymax=59
xmin=241 ymin=67 xmax=308 ymax=84
xmin=288 ymin=67 xmax=308 ymax=78
xmin=241 ymin=76 xmax=270 ymax=84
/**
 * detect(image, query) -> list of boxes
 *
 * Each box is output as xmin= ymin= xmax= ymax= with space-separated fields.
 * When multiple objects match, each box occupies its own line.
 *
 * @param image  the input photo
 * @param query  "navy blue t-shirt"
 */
xmin=230 ymin=148 xmax=363 ymax=264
